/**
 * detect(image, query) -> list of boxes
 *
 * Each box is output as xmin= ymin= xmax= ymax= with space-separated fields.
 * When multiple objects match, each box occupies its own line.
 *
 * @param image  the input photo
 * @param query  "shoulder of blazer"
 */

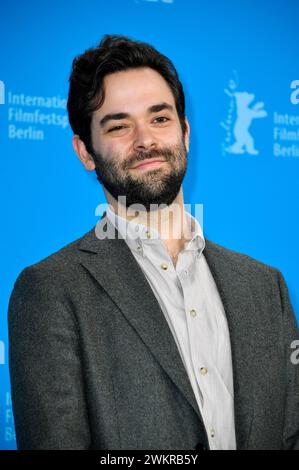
xmin=16 ymin=223 xmax=281 ymax=293
xmin=204 ymin=237 xmax=279 ymax=278
xmin=13 ymin=226 xmax=97 ymax=284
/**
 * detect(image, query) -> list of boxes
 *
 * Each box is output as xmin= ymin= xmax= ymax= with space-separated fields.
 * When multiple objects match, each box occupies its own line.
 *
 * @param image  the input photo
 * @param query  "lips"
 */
xmin=132 ymin=158 xmax=165 ymax=169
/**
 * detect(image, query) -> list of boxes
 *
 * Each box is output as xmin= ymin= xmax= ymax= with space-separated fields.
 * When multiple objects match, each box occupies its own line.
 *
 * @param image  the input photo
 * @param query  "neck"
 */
xmin=105 ymin=188 xmax=193 ymax=259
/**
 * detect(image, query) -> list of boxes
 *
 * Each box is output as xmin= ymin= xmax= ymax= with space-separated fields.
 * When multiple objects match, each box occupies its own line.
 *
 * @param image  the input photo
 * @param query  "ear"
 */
xmin=183 ymin=117 xmax=190 ymax=152
xmin=72 ymin=135 xmax=96 ymax=171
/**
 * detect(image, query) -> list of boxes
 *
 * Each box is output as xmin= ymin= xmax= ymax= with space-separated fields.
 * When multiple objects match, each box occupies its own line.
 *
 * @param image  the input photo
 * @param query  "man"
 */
xmin=8 ymin=34 xmax=299 ymax=450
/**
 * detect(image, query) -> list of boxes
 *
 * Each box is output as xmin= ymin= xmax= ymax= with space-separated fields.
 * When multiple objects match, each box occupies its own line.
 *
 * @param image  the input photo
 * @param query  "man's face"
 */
xmin=89 ymin=67 xmax=190 ymax=210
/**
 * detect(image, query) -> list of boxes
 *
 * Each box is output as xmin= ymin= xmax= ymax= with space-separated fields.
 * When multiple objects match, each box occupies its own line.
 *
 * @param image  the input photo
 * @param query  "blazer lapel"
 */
xmin=78 ymin=216 xmax=204 ymax=426
xmin=204 ymin=240 xmax=256 ymax=449
xmin=78 ymin=215 xmax=256 ymax=449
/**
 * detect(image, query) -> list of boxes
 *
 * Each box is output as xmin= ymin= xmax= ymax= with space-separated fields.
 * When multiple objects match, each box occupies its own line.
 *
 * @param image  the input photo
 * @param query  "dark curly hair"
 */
xmin=67 ymin=34 xmax=186 ymax=154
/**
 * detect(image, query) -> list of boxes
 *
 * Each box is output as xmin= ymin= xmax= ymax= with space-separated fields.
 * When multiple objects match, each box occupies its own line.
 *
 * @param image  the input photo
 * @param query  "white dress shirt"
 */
xmin=106 ymin=205 xmax=237 ymax=450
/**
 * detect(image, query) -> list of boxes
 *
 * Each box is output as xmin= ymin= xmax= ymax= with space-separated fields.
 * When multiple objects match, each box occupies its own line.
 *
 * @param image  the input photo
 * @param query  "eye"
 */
xmin=153 ymin=116 xmax=170 ymax=124
xmin=107 ymin=125 xmax=127 ymax=133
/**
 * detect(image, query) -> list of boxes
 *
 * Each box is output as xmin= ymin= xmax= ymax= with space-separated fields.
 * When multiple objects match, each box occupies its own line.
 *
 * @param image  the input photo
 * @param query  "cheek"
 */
xmin=101 ymin=141 xmax=129 ymax=165
xmin=162 ymin=125 xmax=183 ymax=143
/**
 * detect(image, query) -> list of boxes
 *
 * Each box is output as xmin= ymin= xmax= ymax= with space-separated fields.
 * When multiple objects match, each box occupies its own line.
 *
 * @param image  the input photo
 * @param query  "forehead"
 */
xmin=97 ymin=67 xmax=176 ymax=116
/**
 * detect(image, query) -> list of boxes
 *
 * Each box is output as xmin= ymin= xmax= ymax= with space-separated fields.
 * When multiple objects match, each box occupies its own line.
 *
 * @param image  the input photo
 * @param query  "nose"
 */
xmin=133 ymin=123 xmax=157 ymax=152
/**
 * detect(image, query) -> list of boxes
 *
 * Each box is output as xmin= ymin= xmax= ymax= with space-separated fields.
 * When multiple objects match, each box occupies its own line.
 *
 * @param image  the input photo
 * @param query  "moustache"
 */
xmin=123 ymin=148 xmax=175 ymax=170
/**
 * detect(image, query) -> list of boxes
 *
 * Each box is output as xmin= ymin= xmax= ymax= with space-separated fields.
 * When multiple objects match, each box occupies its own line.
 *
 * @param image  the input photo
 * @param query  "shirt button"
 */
xmin=189 ymin=309 xmax=197 ymax=317
xmin=210 ymin=429 xmax=215 ymax=438
xmin=200 ymin=367 xmax=208 ymax=375
xmin=160 ymin=263 xmax=168 ymax=270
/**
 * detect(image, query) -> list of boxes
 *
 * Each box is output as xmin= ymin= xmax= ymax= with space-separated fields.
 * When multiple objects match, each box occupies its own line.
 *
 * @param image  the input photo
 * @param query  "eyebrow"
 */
xmin=99 ymin=102 xmax=175 ymax=128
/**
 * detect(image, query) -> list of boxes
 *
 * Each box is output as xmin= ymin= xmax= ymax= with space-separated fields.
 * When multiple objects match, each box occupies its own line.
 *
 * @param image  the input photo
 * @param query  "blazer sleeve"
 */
xmin=277 ymin=270 xmax=299 ymax=450
xmin=8 ymin=265 xmax=91 ymax=449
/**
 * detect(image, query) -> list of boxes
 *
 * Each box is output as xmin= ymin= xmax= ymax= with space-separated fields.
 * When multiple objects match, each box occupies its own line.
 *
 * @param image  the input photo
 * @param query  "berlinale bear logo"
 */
xmin=220 ymin=70 xmax=267 ymax=155
xmin=221 ymin=73 xmax=267 ymax=155
xmin=226 ymin=91 xmax=267 ymax=155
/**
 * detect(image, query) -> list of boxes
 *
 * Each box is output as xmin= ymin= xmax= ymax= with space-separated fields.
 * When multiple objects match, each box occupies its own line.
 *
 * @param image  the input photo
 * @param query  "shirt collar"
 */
xmin=106 ymin=204 xmax=205 ymax=257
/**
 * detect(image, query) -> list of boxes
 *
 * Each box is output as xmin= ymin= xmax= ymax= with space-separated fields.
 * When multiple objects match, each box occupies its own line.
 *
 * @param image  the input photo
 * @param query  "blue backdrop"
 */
xmin=1 ymin=0 xmax=298 ymax=450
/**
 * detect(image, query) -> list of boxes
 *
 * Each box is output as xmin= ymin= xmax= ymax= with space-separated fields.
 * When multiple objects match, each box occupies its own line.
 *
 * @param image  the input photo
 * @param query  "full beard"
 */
xmin=92 ymin=142 xmax=188 ymax=211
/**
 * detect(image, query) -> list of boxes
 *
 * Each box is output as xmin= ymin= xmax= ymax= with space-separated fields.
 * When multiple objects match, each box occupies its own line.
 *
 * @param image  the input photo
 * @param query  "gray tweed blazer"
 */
xmin=8 ymin=215 xmax=299 ymax=450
